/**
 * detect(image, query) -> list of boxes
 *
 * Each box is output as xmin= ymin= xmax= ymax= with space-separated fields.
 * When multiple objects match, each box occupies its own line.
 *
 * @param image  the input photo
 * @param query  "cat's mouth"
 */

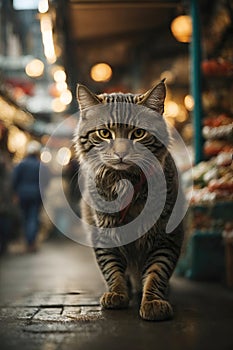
xmin=108 ymin=160 xmax=133 ymax=170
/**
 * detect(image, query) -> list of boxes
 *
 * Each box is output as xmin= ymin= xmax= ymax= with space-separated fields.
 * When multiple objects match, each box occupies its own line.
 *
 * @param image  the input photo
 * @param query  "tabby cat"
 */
xmin=74 ymin=80 xmax=184 ymax=321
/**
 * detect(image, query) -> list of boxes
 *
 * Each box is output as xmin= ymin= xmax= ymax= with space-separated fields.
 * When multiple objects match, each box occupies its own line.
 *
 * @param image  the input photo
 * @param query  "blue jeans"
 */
xmin=19 ymin=199 xmax=41 ymax=246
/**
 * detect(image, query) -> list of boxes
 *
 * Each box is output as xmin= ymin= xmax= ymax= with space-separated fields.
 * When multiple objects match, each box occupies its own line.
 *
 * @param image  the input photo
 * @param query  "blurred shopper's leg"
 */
xmin=20 ymin=199 xmax=41 ymax=252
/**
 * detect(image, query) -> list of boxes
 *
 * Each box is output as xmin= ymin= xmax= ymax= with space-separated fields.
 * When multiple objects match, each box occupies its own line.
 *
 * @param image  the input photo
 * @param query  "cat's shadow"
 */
xmin=130 ymin=292 xmax=142 ymax=308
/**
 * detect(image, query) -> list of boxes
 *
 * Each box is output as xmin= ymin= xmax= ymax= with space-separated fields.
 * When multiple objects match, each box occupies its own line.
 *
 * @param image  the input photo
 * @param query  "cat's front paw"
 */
xmin=100 ymin=292 xmax=129 ymax=309
xmin=140 ymin=299 xmax=173 ymax=321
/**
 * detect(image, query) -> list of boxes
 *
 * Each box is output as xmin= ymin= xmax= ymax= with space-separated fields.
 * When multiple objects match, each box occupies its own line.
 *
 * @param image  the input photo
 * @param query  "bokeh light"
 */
xmin=25 ymin=59 xmax=44 ymax=78
xmin=51 ymin=98 xmax=66 ymax=112
xmin=38 ymin=0 xmax=49 ymax=13
xmin=90 ymin=63 xmax=112 ymax=82
xmin=54 ymin=69 xmax=66 ymax=82
xmin=56 ymin=147 xmax=71 ymax=166
xmin=171 ymin=15 xmax=192 ymax=43
xmin=184 ymin=94 xmax=194 ymax=111
xmin=165 ymin=100 xmax=180 ymax=118
xmin=60 ymin=90 xmax=72 ymax=105
xmin=41 ymin=149 xmax=52 ymax=163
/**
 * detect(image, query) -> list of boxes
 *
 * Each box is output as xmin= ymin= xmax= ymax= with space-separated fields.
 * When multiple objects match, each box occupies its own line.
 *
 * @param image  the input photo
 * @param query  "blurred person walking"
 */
xmin=12 ymin=141 xmax=51 ymax=252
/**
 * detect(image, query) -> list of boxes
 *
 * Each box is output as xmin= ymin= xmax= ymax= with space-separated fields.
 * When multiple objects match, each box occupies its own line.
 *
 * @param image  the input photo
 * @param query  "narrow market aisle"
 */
xmin=0 ymin=236 xmax=233 ymax=350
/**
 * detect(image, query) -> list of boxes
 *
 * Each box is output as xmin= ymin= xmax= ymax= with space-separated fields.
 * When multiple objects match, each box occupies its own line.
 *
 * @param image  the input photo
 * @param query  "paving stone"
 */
xmin=61 ymin=306 xmax=103 ymax=322
xmin=63 ymin=295 xmax=100 ymax=306
xmin=80 ymin=306 xmax=102 ymax=314
xmin=41 ymin=294 xmax=66 ymax=306
xmin=33 ymin=307 xmax=63 ymax=322
xmin=6 ymin=293 xmax=100 ymax=308
xmin=9 ymin=294 xmax=52 ymax=307
xmin=31 ymin=305 xmax=103 ymax=323
xmin=22 ymin=318 xmax=104 ymax=334
xmin=0 ymin=307 xmax=39 ymax=320
xmin=22 ymin=322 xmax=86 ymax=333
xmin=61 ymin=306 xmax=81 ymax=320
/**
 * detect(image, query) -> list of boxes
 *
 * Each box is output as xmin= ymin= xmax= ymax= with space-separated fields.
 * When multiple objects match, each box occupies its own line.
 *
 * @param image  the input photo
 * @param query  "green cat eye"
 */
xmin=98 ymin=129 xmax=112 ymax=139
xmin=131 ymin=128 xmax=146 ymax=139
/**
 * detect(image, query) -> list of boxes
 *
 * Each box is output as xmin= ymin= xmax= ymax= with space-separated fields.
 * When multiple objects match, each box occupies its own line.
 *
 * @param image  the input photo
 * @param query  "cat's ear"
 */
xmin=137 ymin=79 xmax=166 ymax=115
xmin=76 ymin=84 xmax=101 ymax=111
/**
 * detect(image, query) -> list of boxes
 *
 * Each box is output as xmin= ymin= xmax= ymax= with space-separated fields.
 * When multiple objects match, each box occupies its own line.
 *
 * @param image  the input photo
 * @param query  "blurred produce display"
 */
xmin=202 ymin=113 xmax=233 ymax=157
xmin=202 ymin=59 xmax=233 ymax=76
xmin=186 ymin=153 xmax=232 ymax=206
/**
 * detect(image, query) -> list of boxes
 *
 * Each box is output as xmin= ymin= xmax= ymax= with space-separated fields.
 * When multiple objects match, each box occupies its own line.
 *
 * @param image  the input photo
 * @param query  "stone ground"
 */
xmin=0 ymin=235 xmax=233 ymax=350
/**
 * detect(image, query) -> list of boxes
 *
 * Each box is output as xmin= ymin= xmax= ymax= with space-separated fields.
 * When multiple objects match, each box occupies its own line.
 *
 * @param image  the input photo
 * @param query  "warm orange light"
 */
xmin=8 ymin=126 xmax=27 ymax=153
xmin=54 ymin=69 xmax=66 ymax=82
xmin=60 ymin=90 xmax=72 ymax=105
xmin=90 ymin=63 xmax=112 ymax=82
xmin=40 ymin=14 xmax=57 ymax=63
xmin=176 ymin=109 xmax=188 ymax=122
xmin=171 ymin=15 xmax=192 ymax=43
xmin=51 ymin=98 xmax=66 ymax=113
xmin=38 ymin=0 xmax=49 ymax=13
xmin=165 ymin=101 xmax=180 ymax=118
xmin=56 ymin=81 xmax=67 ymax=92
xmin=25 ymin=59 xmax=44 ymax=78
xmin=184 ymin=94 xmax=194 ymax=111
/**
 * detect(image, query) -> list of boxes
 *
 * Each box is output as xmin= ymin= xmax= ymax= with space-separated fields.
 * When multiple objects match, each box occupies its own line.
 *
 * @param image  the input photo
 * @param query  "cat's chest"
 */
xmin=96 ymin=175 xmax=148 ymax=225
xmin=120 ymin=236 xmax=155 ymax=262
xmin=118 ymin=197 xmax=145 ymax=225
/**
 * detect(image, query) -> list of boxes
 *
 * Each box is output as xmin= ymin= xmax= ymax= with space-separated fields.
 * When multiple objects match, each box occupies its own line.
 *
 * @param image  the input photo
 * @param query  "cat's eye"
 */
xmin=97 ymin=129 xmax=112 ymax=139
xmin=131 ymin=128 xmax=146 ymax=139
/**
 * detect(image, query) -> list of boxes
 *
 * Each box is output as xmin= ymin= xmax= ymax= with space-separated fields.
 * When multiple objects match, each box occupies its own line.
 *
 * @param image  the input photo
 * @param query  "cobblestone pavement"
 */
xmin=1 ymin=236 xmax=233 ymax=350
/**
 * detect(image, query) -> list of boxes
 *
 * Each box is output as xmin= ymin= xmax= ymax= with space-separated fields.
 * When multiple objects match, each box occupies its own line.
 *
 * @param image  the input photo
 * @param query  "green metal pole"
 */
xmin=190 ymin=0 xmax=203 ymax=164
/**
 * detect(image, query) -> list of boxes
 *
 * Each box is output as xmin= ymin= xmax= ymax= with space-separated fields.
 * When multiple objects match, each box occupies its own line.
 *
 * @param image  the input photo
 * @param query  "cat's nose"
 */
xmin=113 ymin=139 xmax=130 ymax=160
xmin=114 ymin=152 xmax=127 ymax=161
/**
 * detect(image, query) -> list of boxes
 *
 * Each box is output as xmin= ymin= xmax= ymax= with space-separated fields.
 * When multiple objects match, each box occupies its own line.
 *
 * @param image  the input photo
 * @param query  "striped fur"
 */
xmin=74 ymin=81 xmax=184 ymax=321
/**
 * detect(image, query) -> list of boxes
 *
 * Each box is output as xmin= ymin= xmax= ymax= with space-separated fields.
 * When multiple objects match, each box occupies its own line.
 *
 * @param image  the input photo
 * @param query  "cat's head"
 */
xmin=74 ymin=80 xmax=170 ymax=172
